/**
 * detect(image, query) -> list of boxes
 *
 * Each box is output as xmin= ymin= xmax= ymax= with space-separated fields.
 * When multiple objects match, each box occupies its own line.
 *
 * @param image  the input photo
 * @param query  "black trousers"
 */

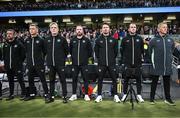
xmin=150 ymin=75 xmax=171 ymax=100
xmin=72 ymin=65 xmax=89 ymax=94
xmin=28 ymin=66 xmax=48 ymax=95
xmin=48 ymin=66 xmax=67 ymax=97
xmin=0 ymin=81 xmax=2 ymax=97
xmin=123 ymin=67 xmax=142 ymax=95
xmin=6 ymin=69 xmax=26 ymax=96
xmin=97 ymin=66 xmax=117 ymax=95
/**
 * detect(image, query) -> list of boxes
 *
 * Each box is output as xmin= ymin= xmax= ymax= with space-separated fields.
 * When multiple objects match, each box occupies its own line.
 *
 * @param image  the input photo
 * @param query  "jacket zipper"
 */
xmin=162 ymin=37 xmax=166 ymax=75
xmin=78 ymin=40 xmax=80 ymax=66
xmin=32 ymin=38 xmax=35 ymax=66
xmin=9 ymin=46 xmax=12 ymax=69
xmin=52 ymin=37 xmax=55 ymax=66
xmin=132 ymin=37 xmax=135 ymax=65
xmin=105 ymin=37 xmax=108 ymax=66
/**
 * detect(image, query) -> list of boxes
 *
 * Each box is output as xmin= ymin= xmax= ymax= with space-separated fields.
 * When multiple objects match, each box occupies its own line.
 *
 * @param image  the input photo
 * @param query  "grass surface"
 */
xmin=0 ymin=98 xmax=180 ymax=117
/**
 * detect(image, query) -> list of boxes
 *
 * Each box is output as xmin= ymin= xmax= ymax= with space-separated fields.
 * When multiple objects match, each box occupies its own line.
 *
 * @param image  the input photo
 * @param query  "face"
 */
xmin=128 ymin=24 xmax=137 ymax=35
xmin=158 ymin=24 xmax=168 ymax=35
xmin=76 ymin=26 xmax=84 ymax=36
xmin=102 ymin=24 xmax=110 ymax=36
xmin=29 ymin=25 xmax=38 ymax=36
xmin=50 ymin=24 xmax=59 ymax=35
xmin=6 ymin=30 xmax=15 ymax=42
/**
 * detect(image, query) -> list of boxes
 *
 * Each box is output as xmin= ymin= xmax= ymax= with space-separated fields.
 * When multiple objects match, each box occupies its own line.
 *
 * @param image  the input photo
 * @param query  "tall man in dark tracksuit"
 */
xmin=3 ymin=29 xmax=26 ymax=100
xmin=149 ymin=22 xmax=175 ymax=106
xmin=120 ymin=23 xmax=144 ymax=103
xmin=94 ymin=23 xmax=121 ymax=103
xmin=69 ymin=25 xmax=93 ymax=101
xmin=24 ymin=23 xmax=49 ymax=102
xmin=45 ymin=22 xmax=68 ymax=103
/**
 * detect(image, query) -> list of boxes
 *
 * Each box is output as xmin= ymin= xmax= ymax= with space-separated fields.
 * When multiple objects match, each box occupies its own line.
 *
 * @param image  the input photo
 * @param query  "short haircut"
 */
xmin=49 ymin=22 xmax=59 ymax=28
xmin=29 ymin=23 xmax=39 ymax=29
xmin=76 ymin=25 xmax=83 ymax=29
xmin=7 ymin=29 xmax=15 ymax=33
xmin=129 ymin=22 xmax=136 ymax=28
xmin=158 ymin=22 xmax=167 ymax=29
xmin=102 ymin=22 xmax=110 ymax=28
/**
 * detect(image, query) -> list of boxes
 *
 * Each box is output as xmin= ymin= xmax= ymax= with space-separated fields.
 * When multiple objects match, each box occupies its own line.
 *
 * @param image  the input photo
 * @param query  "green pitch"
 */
xmin=0 ymin=98 xmax=180 ymax=117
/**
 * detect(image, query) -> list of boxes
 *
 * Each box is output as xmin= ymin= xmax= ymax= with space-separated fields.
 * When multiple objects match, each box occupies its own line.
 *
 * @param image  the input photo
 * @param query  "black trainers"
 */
xmin=45 ymin=97 xmax=54 ymax=103
xmin=6 ymin=95 xmax=14 ymax=101
xmin=150 ymin=99 xmax=155 ymax=105
xmin=164 ymin=99 xmax=176 ymax=106
xmin=62 ymin=96 xmax=68 ymax=103
xmin=0 ymin=96 xmax=2 ymax=100
xmin=24 ymin=96 xmax=35 ymax=101
xmin=19 ymin=95 xmax=26 ymax=101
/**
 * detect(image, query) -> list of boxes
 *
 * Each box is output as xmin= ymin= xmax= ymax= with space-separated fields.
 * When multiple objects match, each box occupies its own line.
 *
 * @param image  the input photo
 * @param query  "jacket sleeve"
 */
xmin=69 ymin=39 xmax=73 ymax=55
xmin=41 ymin=38 xmax=46 ymax=58
xmin=141 ymin=37 xmax=144 ymax=59
xmin=87 ymin=39 xmax=93 ymax=58
xmin=2 ymin=44 xmax=6 ymax=61
xmin=94 ymin=39 xmax=99 ymax=59
xmin=19 ymin=41 xmax=26 ymax=62
xmin=120 ymin=38 xmax=125 ymax=63
xmin=43 ymin=38 xmax=48 ymax=56
xmin=148 ymin=38 xmax=155 ymax=63
xmin=63 ymin=37 xmax=69 ymax=57
xmin=114 ymin=39 xmax=118 ymax=58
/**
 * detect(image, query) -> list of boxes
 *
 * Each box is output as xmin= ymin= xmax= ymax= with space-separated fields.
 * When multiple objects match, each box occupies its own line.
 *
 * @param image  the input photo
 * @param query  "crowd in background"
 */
xmin=0 ymin=0 xmax=179 ymax=11
xmin=0 ymin=24 xmax=179 ymax=44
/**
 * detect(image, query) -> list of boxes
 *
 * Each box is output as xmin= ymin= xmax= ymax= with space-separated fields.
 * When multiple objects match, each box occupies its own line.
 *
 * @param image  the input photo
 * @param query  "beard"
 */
xmin=77 ymin=32 xmax=83 ymax=36
xmin=7 ymin=38 xmax=13 ymax=42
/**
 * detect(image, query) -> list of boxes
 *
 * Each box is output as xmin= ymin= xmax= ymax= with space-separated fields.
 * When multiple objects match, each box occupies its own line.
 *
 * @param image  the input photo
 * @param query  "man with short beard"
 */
xmin=120 ymin=23 xmax=144 ymax=103
xmin=94 ymin=23 xmax=121 ymax=103
xmin=69 ymin=25 xmax=93 ymax=101
xmin=3 ymin=29 xmax=26 ymax=100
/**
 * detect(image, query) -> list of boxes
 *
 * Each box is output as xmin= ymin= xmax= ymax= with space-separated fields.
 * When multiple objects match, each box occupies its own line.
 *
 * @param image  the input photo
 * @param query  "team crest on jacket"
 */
xmin=73 ymin=41 xmax=76 ymax=43
xmin=126 ymin=40 xmax=130 ymax=43
xmin=14 ymin=45 xmax=18 ymax=48
xmin=109 ymin=40 xmax=113 ymax=43
xmin=36 ymin=40 xmax=39 ymax=44
xmin=156 ymin=40 xmax=160 ymax=42
xmin=100 ymin=41 xmax=103 ymax=43
xmin=136 ymin=39 xmax=140 ymax=42
xmin=27 ymin=41 xmax=30 ymax=43
xmin=57 ymin=39 xmax=61 ymax=42
xmin=83 ymin=40 xmax=86 ymax=43
xmin=48 ymin=40 xmax=51 ymax=43
xmin=167 ymin=39 xmax=171 ymax=42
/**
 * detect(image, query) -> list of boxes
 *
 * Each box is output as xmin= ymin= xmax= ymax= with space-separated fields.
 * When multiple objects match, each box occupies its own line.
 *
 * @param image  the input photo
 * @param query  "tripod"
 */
xmin=123 ymin=77 xmax=139 ymax=110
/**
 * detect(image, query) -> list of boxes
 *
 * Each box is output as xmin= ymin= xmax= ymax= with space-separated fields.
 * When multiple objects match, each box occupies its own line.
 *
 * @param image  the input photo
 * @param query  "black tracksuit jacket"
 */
xmin=24 ymin=35 xmax=46 ymax=67
xmin=94 ymin=35 xmax=118 ymax=66
xmin=45 ymin=34 xmax=69 ymax=67
xmin=3 ymin=39 xmax=25 ymax=70
xmin=120 ymin=34 xmax=144 ymax=67
xmin=70 ymin=36 xmax=93 ymax=66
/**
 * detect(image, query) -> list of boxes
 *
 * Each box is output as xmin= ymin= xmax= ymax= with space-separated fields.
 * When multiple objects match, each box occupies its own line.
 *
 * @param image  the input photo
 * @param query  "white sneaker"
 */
xmin=121 ymin=94 xmax=127 ymax=102
xmin=95 ymin=95 xmax=102 ymax=103
xmin=114 ymin=95 xmax=121 ymax=103
xmin=69 ymin=94 xmax=77 ymax=101
xmin=84 ymin=95 xmax=90 ymax=101
xmin=137 ymin=95 xmax=144 ymax=103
